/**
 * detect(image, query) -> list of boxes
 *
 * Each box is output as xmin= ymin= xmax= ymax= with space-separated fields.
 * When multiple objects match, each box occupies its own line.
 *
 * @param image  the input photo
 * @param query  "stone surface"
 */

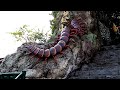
xmin=67 ymin=44 xmax=120 ymax=79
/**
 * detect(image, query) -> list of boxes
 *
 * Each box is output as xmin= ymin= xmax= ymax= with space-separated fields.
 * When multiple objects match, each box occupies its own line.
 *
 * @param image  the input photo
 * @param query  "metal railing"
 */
xmin=0 ymin=71 xmax=26 ymax=79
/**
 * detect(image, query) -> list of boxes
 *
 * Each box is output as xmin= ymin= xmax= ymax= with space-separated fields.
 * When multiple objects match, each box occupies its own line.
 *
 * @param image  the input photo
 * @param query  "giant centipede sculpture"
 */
xmin=25 ymin=17 xmax=87 ymax=64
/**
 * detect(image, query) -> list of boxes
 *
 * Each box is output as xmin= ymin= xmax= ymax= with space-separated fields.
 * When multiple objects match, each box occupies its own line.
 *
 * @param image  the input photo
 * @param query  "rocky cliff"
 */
xmin=0 ymin=11 xmax=100 ymax=79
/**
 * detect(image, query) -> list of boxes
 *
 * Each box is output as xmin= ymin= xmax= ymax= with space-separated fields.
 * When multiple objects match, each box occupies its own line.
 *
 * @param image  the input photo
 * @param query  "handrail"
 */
xmin=0 ymin=71 xmax=26 ymax=79
xmin=15 ymin=71 xmax=26 ymax=79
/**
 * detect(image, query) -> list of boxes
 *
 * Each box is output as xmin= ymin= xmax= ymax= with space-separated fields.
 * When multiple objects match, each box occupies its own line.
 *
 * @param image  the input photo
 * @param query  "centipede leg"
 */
xmin=70 ymin=29 xmax=78 ymax=34
xmin=59 ymin=51 xmax=64 ymax=57
xmin=54 ymin=35 xmax=60 ymax=44
xmin=36 ymin=57 xmax=41 ymax=62
xmin=29 ymin=54 xmax=35 ymax=60
xmin=69 ymin=35 xmax=74 ymax=37
xmin=70 ymin=32 xmax=77 ymax=36
xmin=53 ymin=55 xmax=57 ymax=64
xmin=59 ymin=51 xmax=63 ymax=54
xmin=69 ymin=31 xmax=78 ymax=37
xmin=64 ymin=45 xmax=72 ymax=49
xmin=54 ymin=39 xmax=60 ymax=45
xmin=48 ymin=44 xmax=51 ymax=48
xmin=69 ymin=39 xmax=76 ymax=44
xmin=78 ymin=31 xmax=85 ymax=36
xmin=44 ymin=58 xmax=48 ymax=64
xmin=54 ymin=41 xmax=58 ymax=45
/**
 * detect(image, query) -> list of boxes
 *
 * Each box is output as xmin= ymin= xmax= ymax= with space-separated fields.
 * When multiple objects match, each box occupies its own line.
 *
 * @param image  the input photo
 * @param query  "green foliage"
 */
xmin=9 ymin=25 xmax=47 ymax=43
xmin=47 ymin=32 xmax=56 ymax=43
xmin=50 ymin=11 xmax=59 ymax=34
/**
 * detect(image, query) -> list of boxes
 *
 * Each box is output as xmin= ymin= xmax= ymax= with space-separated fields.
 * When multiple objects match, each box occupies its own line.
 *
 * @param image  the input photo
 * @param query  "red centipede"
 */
xmin=71 ymin=17 xmax=87 ymax=36
xmin=25 ymin=17 xmax=86 ymax=65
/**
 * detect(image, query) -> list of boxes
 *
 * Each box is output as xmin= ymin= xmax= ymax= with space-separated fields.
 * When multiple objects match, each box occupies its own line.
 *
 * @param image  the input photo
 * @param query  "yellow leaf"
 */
xmin=113 ymin=23 xmax=118 ymax=32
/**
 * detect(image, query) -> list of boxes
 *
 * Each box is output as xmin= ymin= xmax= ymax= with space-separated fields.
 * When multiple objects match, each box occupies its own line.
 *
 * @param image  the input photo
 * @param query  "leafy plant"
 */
xmin=49 ymin=11 xmax=59 ymax=34
xmin=9 ymin=25 xmax=48 ymax=43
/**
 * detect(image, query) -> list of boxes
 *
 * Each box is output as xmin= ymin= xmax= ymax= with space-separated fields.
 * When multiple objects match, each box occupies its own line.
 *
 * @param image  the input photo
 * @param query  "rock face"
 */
xmin=98 ymin=21 xmax=111 ymax=45
xmin=0 ymin=11 xmax=100 ymax=79
xmin=67 ymin=44 xmax=120 ymax=79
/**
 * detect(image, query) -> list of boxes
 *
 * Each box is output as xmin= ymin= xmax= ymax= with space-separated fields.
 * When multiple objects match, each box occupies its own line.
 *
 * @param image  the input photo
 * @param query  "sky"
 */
xmin=0 ymin=11 xmax=53 ymax=58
